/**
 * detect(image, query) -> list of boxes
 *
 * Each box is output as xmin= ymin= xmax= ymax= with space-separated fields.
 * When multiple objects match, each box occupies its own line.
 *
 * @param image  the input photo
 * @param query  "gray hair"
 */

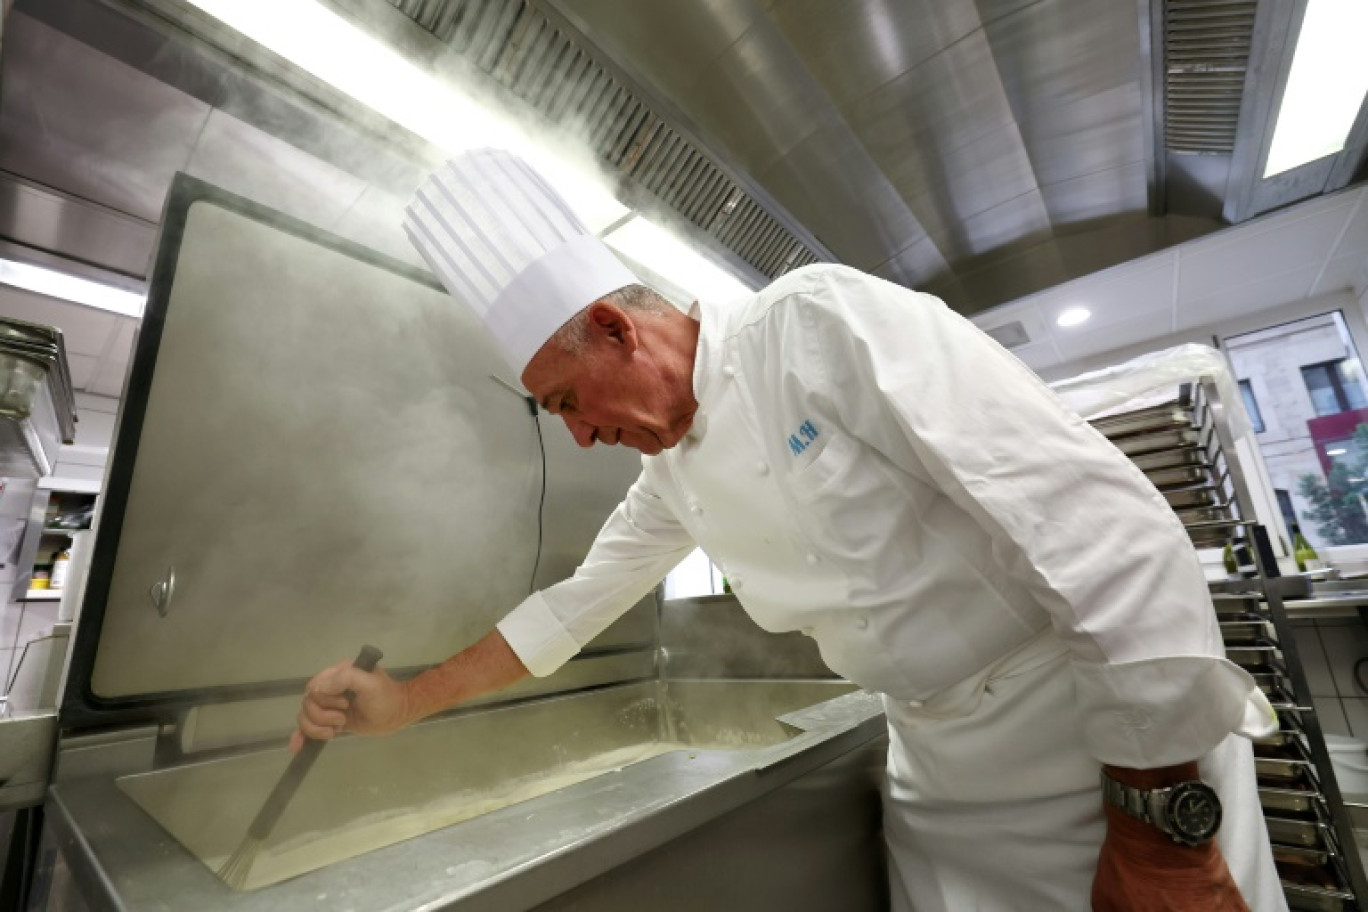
xmin=548 ymin=284 xmax=671 ymax=353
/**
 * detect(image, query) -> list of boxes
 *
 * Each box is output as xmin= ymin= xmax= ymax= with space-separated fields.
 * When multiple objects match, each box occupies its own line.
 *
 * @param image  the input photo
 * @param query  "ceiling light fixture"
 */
xmin=1056 ymin=307 xmax=1091 ymax=328
xmin=0 ymin=258 xmax=145 ymax=318
xmin=1263 ymin=0 xmax=1368 ymax=178
xmin=604 ymin=217 xmax=751 ymax=302
xmin=1327 ymin=447 xmax=1348 ymax=456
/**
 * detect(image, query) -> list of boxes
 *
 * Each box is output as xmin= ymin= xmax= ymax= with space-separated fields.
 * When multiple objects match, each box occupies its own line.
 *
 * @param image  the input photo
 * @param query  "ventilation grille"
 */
xmin=1164 ymin=0 xmax=1257 ymax=155
xmin=387 ymin=0 xmax=822 ymax=280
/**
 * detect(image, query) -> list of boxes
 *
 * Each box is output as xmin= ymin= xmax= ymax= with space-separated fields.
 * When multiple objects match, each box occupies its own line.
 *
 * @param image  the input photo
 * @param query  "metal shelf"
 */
xmin=1098 ymin=375 xmax=1366 ymax=910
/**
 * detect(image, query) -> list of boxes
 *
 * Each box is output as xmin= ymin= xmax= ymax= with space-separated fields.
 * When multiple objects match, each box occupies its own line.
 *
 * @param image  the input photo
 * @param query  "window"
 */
xmin=1302 ymin=359 xmax=1368 ymax=416
xmin=1239 ymin=379 xmax=1266 ymax=433
xmin=1275 ymin=489 xmax=1298 ymax=536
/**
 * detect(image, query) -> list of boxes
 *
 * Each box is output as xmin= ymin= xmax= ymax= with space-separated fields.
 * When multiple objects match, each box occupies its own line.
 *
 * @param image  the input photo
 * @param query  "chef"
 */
xmin=294 ymin=148 xmax=1285 ymax=910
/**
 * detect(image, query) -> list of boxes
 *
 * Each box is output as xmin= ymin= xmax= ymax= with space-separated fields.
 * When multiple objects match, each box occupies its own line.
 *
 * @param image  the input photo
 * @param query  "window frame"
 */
xmin=1301 ymin=358 xmax=1357 ymax=415
xmin=1239 ymin=378 xmax=1266 ymax=433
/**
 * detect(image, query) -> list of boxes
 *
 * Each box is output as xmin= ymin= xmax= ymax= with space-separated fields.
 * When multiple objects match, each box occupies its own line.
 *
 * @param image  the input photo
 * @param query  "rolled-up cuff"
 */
xmin=1074 ymin=656 xmax=1276 ymax=768
xmin=496 ymin=592 xmax=582 ymax=678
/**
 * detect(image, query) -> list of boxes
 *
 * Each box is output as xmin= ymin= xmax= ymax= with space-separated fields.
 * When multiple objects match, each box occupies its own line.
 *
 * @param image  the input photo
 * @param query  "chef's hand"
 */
xmin=1092 ymin=805 xmax=1248 ymax=910
xmin=1091 ymin=763 xmax=1248 ymax=911
xmin=289 ymin=659 xmax=411 ymax=754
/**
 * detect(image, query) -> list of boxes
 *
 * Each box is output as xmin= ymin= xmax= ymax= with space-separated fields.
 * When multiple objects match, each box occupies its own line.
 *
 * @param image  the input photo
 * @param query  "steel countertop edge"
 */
xmin=45 ymin=691 xmax=886 ymax=912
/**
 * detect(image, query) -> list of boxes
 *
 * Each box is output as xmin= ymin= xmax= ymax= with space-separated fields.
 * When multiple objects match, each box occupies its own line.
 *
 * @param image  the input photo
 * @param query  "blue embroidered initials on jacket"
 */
xmin=788 ymin=419 xmax=819 ymax=456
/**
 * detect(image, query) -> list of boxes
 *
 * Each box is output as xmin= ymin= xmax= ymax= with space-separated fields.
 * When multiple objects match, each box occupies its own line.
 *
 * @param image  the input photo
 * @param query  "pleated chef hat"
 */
xmin=403 ymin=149 xmax=638 ymax=375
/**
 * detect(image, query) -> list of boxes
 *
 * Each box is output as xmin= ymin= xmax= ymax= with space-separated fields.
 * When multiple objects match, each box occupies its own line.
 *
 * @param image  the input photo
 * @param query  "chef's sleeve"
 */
xmin=497 ymin=469 xmax=696 ymax=677
xmin=800 ymin=266 xmax=1275 ymax=769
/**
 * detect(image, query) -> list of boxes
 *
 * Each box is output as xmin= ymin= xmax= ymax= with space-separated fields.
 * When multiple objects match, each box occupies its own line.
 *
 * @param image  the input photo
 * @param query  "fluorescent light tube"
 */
xmin=0 ymin=259 xmax=145 ymax=317
xmin=1264 ymin=0 xmax=1368 ymax=178
xmin=184 ymin=0 xmax=629 ymax=232
xmin=604 ymin=217 xmax=753 ymax=302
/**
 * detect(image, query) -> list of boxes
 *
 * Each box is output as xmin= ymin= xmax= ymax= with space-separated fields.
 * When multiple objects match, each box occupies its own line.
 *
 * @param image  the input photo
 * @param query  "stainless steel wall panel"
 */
xmin=0 ymin=13 xmax=211 ymax=223
xmin=67 ymin=178 xmax=644 ymax=717
xmin=0 ymin=173 xmax=157 ymax=279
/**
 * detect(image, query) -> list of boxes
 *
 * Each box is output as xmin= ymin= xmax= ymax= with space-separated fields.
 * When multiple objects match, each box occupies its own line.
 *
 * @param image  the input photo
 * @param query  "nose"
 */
xmin=564 ymin=416 xmax=597 ymax=448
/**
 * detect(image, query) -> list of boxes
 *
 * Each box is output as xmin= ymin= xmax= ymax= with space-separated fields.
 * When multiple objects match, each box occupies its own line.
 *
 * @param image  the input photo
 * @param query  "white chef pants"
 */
xmin=881 ymin=649 xmax=1285 ymax=911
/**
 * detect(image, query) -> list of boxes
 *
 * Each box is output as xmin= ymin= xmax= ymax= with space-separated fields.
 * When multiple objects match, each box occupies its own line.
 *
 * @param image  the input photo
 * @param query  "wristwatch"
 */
xmin=1100 ymin=771 xmax=1222 ymax=846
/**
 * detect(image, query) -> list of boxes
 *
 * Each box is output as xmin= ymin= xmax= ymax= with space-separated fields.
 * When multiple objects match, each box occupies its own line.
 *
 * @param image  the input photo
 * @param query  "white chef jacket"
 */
xmin=497 ymin=263 xmax=1275 ymax=770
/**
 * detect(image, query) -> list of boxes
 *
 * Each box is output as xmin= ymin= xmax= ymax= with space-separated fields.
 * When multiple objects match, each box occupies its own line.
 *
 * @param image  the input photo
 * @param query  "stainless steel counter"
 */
xmin=45 ymin=683 xmax=887 ymax=912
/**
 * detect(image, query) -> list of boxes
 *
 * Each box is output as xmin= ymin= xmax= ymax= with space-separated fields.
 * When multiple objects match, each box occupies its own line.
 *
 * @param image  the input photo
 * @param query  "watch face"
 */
xmin=1167 ymin=782 xmax=1222 ymax=844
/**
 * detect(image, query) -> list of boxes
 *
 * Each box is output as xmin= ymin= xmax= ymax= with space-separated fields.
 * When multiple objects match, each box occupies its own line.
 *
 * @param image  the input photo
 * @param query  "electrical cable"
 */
xmin=528 ymin=396 xmax=546 ymax=595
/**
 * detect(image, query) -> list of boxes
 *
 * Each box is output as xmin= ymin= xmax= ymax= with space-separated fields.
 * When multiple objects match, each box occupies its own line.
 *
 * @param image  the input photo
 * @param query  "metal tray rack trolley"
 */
xmin=1091 ymin=377 xmax=1368 ymax=911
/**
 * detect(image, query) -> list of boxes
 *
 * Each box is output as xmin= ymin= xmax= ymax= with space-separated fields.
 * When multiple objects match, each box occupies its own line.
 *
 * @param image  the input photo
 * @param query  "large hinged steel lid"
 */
xmin=63 ymin=175 xmax=639 ymax=729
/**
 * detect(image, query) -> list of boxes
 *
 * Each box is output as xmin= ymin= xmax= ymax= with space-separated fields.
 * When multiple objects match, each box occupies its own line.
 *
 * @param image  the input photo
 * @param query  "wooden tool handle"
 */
xmin=246 ymin=645 xmax=383 ymax=840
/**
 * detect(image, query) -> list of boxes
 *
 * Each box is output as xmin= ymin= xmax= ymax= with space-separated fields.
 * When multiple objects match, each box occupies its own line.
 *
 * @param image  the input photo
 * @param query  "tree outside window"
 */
xmin=1298 ymin=423 xmax=1368 ymax=545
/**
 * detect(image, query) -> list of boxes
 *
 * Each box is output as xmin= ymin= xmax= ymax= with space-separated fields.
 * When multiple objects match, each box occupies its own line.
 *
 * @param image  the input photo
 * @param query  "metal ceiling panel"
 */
xmin=753 ymin=121 xmax=928 ymax=273
xmin=845 ymin=33 xmax=1017 ymax=170
xmin=535 ymin=0 xmax=759 ymax=96
xmin=1016 ymin=87 xmax=1147 ymax=188
xmin=766 ymin=0 xmax=979 ymax=109
xmin=677 ymin=22 xmax=831 ymax=174
xmin=0 ymin=13 xmax=210 ymax=222
xmin=956 ymin=188 xmax=1052 ymax=258
xmin=984 ymin=0 xmax=1141 ymax=117
xmin=870 ymin=235 xmax=950 ymax=289
xmin=1039 ymin=162 xmax=1150 ymax=226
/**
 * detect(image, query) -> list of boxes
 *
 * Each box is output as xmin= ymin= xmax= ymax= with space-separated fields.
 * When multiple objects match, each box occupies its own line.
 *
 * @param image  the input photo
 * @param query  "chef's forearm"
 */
xmin=399 ymin=629 xmax=530 ymax=724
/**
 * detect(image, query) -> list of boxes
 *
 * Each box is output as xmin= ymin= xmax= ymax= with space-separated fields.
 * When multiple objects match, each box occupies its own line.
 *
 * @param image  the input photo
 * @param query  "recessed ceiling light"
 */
xmin=0 ymin=259 xmax=145 ymax=318
xmin=1264 ymin=0 xmax=1368 ymax=178
xmin=1056 ymin=307 xmax=1091 ymax=328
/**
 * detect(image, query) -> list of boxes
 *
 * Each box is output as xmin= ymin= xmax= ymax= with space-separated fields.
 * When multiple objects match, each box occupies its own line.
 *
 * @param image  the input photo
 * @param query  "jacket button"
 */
xmin=805 ymin=553 xmax=819 ymax=564
xmin=853 ymin=616 xmax=869 ymax=630
xmin=755 ymin=461 xmax=770 ymax=476
xmin=689 ymin=501 xmax=703 ymax=516
xmin=722 ymin=364 xmax=737 ymax=378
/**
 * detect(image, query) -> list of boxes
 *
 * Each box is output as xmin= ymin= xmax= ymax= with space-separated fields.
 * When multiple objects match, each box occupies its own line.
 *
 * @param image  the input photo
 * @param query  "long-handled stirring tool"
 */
xmin=217 ymin=644 xmax=383 ymax=890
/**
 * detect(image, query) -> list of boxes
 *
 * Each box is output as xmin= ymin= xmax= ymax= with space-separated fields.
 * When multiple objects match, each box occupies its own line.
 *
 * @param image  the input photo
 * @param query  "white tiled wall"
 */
xmin=1295 ymin=617 xmax=1368 ymax=737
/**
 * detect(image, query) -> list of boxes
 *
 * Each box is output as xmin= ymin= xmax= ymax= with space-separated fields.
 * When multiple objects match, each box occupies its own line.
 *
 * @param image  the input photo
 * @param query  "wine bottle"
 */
xmin=1291 ymin=523 xmax=1323 ymax=572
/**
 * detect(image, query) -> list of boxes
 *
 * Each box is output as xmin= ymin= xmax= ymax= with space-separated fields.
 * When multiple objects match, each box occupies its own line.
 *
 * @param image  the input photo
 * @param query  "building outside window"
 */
xmin=1240 ymin=379 xmax=1266 ymax=433
xmin=1226 ymin=311 xmax=1368 ymax=550
xmin=1301 ymin=359 xmax=1368 ymax=416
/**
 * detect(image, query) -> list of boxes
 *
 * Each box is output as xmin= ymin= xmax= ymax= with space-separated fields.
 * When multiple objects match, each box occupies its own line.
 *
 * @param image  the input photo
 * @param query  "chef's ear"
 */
xmin=585 ymin=301 xmax=638 ymax=352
